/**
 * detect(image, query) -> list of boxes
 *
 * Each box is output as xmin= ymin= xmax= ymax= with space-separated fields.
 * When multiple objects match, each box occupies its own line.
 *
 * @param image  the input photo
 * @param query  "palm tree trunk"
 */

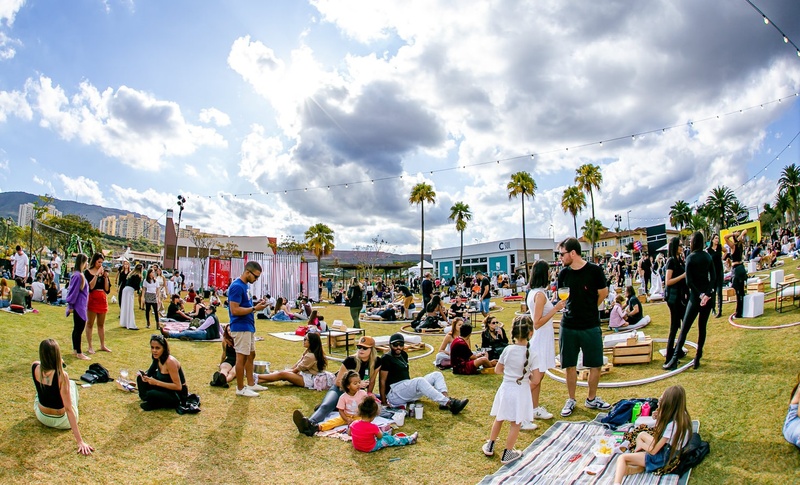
xmin=573 ymin=214 xmax=578 ymax=238
xmin=522 ymin=195 xmax=529 ymax=281
xmin=459 ymin=229 xmax=464 ymax=279
xmin=589 ymin=189 xmax=596 ymax=261
xmin=420 ymin=201 xmax=425 ymax=286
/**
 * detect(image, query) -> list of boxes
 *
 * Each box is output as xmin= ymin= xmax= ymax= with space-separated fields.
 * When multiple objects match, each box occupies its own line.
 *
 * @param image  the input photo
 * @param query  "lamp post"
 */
xmin=627 ymin=210 xmax=632 ymax=232
xmin=614 ymin=214 xmax=622 ymax=253
xmin=173 ymin=195 xmax=186 ymax=271
xmin=3 ymin=217 xmax=12 ymax=247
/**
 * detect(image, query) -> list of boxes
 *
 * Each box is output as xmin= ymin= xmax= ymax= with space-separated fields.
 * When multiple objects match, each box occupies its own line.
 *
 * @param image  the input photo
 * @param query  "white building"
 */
xmin=98 ymin=213 xmax=162 ymax=243
xmin=17 ymin=203 xmax=61 ymax=227
xmin=431 ymin=237 xmax=590 ymax=279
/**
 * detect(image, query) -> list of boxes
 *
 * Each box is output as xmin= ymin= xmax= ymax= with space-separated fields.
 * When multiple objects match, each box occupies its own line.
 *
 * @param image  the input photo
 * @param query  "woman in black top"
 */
xmin=116 ymin=260 xmax=130 ymax=307
xmin=481 ymin=315 xmax=508 ymax=360
xmin=137 ymin=334 xmax=186 ymax=411
xmin=664 ymin=232 xmax=716 ymax=370
xmin=725 ymin=229 xmax=747 ymax=318
xmin=663 ymin=237 xmax=688 ymax=365
xmin=706 ymin=234 xmax=725 ymax=318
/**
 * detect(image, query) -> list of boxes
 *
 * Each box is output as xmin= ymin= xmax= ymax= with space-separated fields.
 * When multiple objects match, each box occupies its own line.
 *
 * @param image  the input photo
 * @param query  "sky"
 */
xmin=0 ymin=0 xmax=799 ymax=254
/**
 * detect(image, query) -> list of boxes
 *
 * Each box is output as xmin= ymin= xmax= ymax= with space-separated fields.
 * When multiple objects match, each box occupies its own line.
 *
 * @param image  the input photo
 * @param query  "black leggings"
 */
xmin=673 ymin=297 xmax=713 ymax=357
xmin=731 ymin=264 xmax=748 ymax=317
xmin=665 ymin=300 xmax=686 ymax=361
xmin=145 ymin=302 xmax=159 ymax=327
xmin=137 ymin=375 xmax=180 ymax=410
xmin=72 ymin=312 xmax=86 ymax=353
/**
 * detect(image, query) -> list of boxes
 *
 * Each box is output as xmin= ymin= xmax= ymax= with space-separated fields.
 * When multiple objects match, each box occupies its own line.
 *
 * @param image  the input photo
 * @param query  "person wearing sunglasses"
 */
xmin=379 ymin=333 xmax=468 ymax=415
xmin=293 ymin=336 xmax=381 ymax=436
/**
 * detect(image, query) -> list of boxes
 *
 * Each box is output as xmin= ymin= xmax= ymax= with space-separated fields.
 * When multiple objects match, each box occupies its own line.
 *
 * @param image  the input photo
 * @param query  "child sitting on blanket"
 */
xmin=349 ymin=395 xmax=418 ymax=452
xmin=311 ymin=371 xmax=366 ymax=433
xmin=613 ymin=385 xmax=692 ymax=485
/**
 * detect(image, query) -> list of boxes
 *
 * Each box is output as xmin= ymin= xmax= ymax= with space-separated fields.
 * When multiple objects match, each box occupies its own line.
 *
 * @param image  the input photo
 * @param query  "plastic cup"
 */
xmin=394 ymin=410 xmax=405 ymax=426
xmin=415 ymin=406 xmax=423 ymax=419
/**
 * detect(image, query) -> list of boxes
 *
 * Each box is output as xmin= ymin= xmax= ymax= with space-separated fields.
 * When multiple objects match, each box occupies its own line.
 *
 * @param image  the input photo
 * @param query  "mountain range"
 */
xmin=0 ymin=191 xmax=154 ymax=227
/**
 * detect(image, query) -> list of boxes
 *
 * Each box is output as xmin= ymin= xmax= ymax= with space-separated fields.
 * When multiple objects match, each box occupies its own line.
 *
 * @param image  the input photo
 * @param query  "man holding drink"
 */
xmin=556 ymin=237 xmax=611 ymax=417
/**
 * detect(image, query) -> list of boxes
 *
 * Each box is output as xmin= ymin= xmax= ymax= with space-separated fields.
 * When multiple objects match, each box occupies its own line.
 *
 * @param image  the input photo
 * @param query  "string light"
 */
xmin=745 ymin=0 xmax=800 ymax=57
xmin=192 ymin=92 xmax=798 ymax=201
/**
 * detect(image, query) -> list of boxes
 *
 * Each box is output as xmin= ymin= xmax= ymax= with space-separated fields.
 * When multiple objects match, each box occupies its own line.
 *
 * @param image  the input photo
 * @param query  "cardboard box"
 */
xmin=723 ymin=287 xmax=736 ymax=302
xmin=612 ymin=338 xmax=653 ymax=364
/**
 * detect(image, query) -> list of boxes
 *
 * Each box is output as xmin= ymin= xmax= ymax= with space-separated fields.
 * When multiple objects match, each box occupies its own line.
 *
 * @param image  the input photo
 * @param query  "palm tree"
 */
xmin=668 ymin=200 xmax=692 ymax=232
xmin=304 ymin=223 xmax=335 ymax=289
xmin=575 ymin=164 xmax=603 ymax=259
xmin=561 ymin=186 xmax=587 ymax=238
xmin=778 ymin=163 xmax=800 ymax=225
xmin=704 ymin=186 xmax=738 ymax=232
xmin=687 ymin=212 xmax=709 ymax=237
xmin=409 ymin=183 xmax=436 ymax=282
xmin=775 ymin=191 xmax=792 ymax=226
xmin=507 ymin=171 xmax=537 ymax=278
xmin=448 ymin=201 xmax=472 ymax=279
xmin=581 ymin=218 xmax=607 ymax=255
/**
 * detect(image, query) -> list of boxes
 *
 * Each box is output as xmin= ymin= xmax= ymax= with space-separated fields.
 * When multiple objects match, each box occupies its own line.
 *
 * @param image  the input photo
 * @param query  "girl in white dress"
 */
xmin=482 ymin=315 xmax=536 ymax=465
xmin=526 ymin=260 xmax=566 ymax=425
xmin=120 ymin=264 xmax=142 ymax=330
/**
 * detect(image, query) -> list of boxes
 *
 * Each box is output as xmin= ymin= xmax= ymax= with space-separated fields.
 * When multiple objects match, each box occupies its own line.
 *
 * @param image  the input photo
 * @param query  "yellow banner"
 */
xmin=720 ymin=221 xmax=762 ymax=243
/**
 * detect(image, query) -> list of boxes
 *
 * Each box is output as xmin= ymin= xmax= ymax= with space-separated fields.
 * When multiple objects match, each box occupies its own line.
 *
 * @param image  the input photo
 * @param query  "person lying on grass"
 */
xmin=255 ymin=332 xmax=327 ymax=388
xmin=784 ymin=372 xmax=800 ymax=450
xmin=350 ymin=395 xmax=417 ymax=452
xmin=161 ymin=304 xmax=221 ymax=341
xmin=32 ymin=339 xmax=94 ymax=455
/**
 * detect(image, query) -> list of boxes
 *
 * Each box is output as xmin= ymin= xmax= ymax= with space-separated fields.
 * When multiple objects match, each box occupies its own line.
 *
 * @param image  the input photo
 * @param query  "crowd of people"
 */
xmin=19 ymin=228 xmax=800 ymax=475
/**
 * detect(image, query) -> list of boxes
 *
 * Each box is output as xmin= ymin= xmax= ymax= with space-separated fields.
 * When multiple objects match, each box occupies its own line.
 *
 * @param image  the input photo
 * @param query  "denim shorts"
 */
xmin=480 ymin=298 xmax=491 ymax=313
xmin=645 ymin=444 xmax=671 ymax=472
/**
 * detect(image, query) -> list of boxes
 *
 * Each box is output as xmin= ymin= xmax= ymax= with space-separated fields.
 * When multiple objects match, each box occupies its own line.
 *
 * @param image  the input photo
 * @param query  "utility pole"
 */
xmin=173 ymin=195 xmax=186 ymax=271
xmin=627 ymin=210 xmax=632 ymax=232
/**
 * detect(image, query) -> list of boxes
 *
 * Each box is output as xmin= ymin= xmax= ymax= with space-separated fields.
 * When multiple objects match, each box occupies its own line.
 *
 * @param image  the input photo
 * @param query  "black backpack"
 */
xmin=80 ymin=363 xmax=111 ymax=384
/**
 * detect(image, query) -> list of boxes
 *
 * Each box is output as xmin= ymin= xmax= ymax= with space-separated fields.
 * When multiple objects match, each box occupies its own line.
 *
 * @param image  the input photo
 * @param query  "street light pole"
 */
xmin=627 ymin=210 xmax=632 ymax=232
xmin=173 ymin=195 xmax=186 ymax=271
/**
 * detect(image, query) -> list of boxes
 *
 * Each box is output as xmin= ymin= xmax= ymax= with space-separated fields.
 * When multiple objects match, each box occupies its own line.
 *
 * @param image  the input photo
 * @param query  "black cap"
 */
xmin=389 ymin=333 xmax=405 ymax=345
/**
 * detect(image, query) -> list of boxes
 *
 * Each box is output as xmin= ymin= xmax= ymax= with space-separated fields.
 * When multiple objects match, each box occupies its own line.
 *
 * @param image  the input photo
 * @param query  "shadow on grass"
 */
xmin=185 ymin=397 xmax=251 ymax=480
xmin=0 ymin=416 xmax=59 ymax=469
xmin=100 ymin=399 xmax=180 ymax=453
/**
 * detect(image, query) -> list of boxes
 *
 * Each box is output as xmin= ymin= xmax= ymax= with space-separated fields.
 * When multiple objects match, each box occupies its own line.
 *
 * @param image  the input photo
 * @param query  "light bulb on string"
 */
xmin=763 ymin=16 xmax=769 ymax=24
xmin=345 ymin=184 xmax=349 ymax=188
xmin=304 ymin=188 xmax=307 ymax=192
xmin=784 ymin=36 xmax=789 ymax=43
xmin=327 ymin=186 xmax=330 ymax=190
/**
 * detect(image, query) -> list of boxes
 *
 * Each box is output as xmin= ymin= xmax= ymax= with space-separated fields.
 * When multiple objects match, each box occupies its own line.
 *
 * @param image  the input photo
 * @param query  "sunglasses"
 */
xmin=356 ymin=345 xmax=370 ymax=350
xmin=390 ymin=342 xmax=404 ymax=347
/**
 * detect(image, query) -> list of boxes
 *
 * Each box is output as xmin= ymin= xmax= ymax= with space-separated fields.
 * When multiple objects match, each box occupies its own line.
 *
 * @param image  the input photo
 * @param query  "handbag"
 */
xmin=80 ymin=372 xmax=99 ymax=384
xmin=295 ymin=325 xmax=308 ymax=336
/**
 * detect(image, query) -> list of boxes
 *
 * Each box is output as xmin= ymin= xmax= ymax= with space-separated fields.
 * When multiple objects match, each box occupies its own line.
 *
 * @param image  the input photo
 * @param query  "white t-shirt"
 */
xmin=663 ymin=421 xmax=691 ymax=450
xmin=12 ymin=252 xmax=28 ymax=278
xmin=498 ymin=343 xmax=536 ymax=383
xmin=50 ymin=256 xmax=62 ymax=274
xmin=31 ymin=281 xmax=46 ymax=301
xmin=142 ymin=280 xmax=159 ymax=295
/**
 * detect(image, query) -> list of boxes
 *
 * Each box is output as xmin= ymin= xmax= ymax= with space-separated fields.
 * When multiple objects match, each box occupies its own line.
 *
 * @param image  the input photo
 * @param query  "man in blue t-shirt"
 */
xmin=228 ymin=261 xmax=268 ymax=397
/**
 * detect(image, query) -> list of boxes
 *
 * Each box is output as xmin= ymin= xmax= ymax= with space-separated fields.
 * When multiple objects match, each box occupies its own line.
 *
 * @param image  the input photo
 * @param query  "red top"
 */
xmin=350 ymin=420 xmax=380 ymax=452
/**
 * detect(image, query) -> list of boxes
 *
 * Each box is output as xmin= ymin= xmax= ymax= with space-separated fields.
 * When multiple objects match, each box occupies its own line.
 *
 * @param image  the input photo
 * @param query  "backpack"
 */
xmin=600 ymin=398 xmax=659 ymax=427
xmin=81 ymin=363 xmax=111 ymax=384
xmin=655 ymin=432 xmax=710 ymax=476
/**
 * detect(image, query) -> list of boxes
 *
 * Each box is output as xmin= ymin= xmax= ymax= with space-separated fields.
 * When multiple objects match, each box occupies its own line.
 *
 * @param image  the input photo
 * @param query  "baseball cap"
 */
xmin=357 ymin=336 xmax=375 ymax=348
xmin=389 ymin=333 xmax=405 ymax=345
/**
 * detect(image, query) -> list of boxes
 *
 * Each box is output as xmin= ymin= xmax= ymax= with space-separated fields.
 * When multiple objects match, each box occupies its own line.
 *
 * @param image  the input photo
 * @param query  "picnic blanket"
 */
xmin=478 ymin=419 xmax=698 ymax=485
xmin=314 ymin=410 xmax=398 ymax=441
xmin=268 ymin=331 xmax=328 ymax=342
xmin=1 ymin=307 xmax=35 ymax=315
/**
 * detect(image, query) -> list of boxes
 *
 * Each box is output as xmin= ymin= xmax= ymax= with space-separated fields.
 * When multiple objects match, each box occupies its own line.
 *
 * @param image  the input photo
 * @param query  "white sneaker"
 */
xmin=533 ymin=406 xmax=554 ymax=419
xmin=248 ymin=384 xmax=268 ymax=392
xmin=236 ymin=387 xmax=260 ymax=397
xmin=561 ymin=398 xmax=577 ymax=417
xmin=520 ymin=420 xmax=538 ymax=430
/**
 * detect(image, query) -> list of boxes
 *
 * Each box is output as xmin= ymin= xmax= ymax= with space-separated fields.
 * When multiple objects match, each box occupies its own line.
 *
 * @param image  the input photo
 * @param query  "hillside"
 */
xmin=0 ymin=191 xmax=158 ymax=228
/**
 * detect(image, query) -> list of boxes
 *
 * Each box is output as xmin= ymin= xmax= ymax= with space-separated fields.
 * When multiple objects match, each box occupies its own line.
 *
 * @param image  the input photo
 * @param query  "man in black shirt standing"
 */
xmin=379 ymin=333 xmax=468 ymax=414
xmin=556 ymin=237 xmax=611 ymax=417
xmin=421 ymin=272 xmax=434 ymax=311
xmin=478 ymin=271 xmax=492 ymax=317
xmin=639 ymin=254 xmax=652 ymax=294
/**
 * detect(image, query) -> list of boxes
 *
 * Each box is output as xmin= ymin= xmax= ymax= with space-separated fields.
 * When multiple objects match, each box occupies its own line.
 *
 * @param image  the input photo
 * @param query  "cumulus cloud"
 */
xmin=0 ymin=0 xmax=25 ymax=59
xmin=27 ymin=76 xmax=227 ymax=170
xmin=57 ymin=174 xmax=104 ymax=206
xmin=199 ymin=107 xmax=231 ymax=127
xmin=0 ymin=86 xmax=32 ymax=121
xmin=32 ymin=175 xmax=55 ymax=194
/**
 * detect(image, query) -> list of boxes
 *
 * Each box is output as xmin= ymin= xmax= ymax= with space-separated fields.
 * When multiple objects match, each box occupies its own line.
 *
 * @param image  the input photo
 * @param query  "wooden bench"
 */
xmin=612 ymin=337 xmax=653 ymax=365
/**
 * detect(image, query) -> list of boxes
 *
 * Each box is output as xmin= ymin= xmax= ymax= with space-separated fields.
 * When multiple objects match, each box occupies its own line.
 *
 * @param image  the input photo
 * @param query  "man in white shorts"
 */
xmin=228 ymin=261 xmax=268 ymax=397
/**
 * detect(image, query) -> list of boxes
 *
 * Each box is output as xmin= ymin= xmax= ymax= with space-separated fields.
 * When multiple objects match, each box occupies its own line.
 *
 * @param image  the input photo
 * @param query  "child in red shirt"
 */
xmin=349 ymin=395 xmax=418 ymax=452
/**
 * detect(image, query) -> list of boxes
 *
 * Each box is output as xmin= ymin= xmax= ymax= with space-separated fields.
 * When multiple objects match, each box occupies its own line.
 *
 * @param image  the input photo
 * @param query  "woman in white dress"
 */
xmin=155 ymin=267 xmax=167 ymax=315
xmin=120 ymin=264 xmax=142 ymax=330
xmin=525 ymin=261 xmax=566 ymax=425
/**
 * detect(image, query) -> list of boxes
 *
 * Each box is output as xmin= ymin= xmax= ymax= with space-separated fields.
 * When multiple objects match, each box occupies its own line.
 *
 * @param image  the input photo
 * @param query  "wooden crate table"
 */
xmin=722 ymin=287 xmax=736 ymax=302
xmin=612 ymin=337 xmax=653 ymax=365
xmin=747 ymin=281 xmax=765 ymax=292
xmin=551 ymin=362 xmax=613 ymax=381
xmin=326 ymin=328 xmax=366 ymax=357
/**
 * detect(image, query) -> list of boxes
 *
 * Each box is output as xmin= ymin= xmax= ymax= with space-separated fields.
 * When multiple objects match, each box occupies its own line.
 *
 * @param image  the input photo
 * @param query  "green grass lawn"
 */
xmin=2 ymin=262 xmax=800 ymax=484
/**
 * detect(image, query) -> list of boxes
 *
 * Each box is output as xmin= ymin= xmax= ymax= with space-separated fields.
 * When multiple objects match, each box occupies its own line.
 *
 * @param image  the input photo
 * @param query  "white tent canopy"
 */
xmin=405 ymin=261 xmax=434 ymax=277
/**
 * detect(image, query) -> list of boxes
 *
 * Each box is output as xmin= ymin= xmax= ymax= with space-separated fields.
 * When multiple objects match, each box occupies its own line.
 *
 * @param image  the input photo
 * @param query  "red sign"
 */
xmin=208 ymin=259 xmax=231 ymax=290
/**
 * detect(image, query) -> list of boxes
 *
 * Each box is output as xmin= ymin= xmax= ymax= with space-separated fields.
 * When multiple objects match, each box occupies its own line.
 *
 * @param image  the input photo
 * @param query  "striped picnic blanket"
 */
xmin=479 ymin=420 xmax=697 ymax=484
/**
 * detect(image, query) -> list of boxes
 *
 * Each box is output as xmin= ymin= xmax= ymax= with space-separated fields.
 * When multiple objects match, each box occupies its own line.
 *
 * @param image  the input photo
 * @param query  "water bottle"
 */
xmin=364 ymin=367 xmax=369 ymax=386
xmin=631 ymin=402 xmax=643 ymax=423
xmin=641 ymin=402 xmax=651 ymax=417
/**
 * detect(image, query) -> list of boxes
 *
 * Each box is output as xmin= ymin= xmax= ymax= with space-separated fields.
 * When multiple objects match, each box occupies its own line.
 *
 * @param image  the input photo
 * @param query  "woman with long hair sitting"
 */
xmin=256 ymin=332 xmax=327 ymax=388
xmin=293 ymin=336 xmax=381 ymax=436
xmin=271 ymin=297 xmax=304 ymax=321
xmin=32 ymin=339 xmax=94 ymax=455
xmin=210 ymin=325 xmax=237 ymax=387
xmin=434 ymin=317 xmax=464 ymax=368
xmin=137 ymin=334 xmax=187 ymax=411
